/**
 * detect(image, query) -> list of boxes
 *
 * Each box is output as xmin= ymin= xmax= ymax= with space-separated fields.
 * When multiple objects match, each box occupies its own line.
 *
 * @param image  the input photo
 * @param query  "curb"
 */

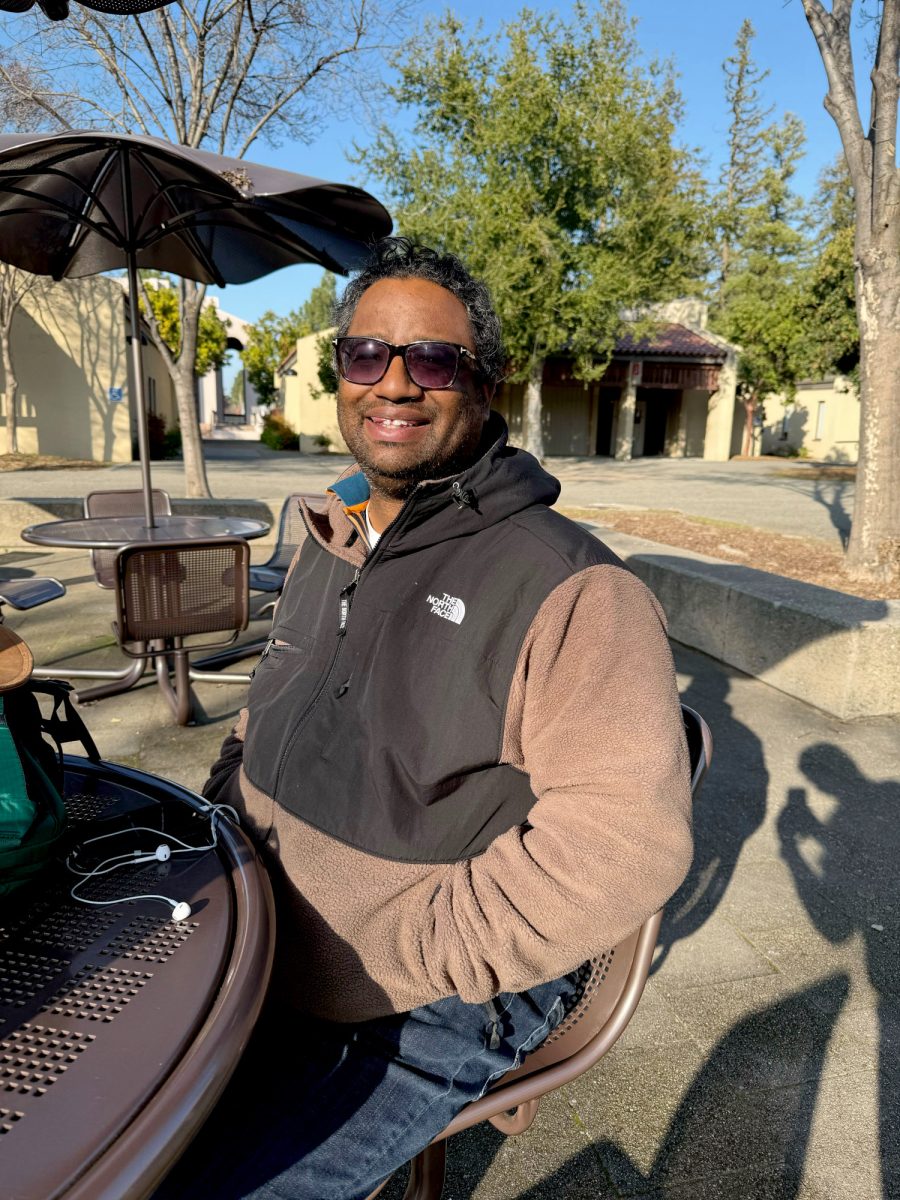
xmin=588 ymin=524 xmax=900 ymax=721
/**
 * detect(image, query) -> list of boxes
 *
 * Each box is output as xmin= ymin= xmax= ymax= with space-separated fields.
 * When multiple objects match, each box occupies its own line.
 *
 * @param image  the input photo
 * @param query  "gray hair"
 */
xmin=333 ymin=237 xmax=506 ymax=384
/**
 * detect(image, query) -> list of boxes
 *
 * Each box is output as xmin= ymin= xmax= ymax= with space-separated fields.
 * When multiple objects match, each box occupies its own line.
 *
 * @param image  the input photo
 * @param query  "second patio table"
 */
xmin=21 ymin=513 xmax=270 ymax=548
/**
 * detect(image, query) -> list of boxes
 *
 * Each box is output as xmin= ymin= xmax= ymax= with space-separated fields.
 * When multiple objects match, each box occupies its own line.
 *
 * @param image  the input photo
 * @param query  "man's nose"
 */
xmin=376 ymin=351 xmax=423 ymax=400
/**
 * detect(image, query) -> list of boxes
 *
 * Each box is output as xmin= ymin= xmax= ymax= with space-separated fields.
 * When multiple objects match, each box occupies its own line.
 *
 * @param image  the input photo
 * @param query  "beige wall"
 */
xmin=0 ymin=276 xmax=177 ymax=463
xmin=0 ymin=277 xmax=132 ymax=461
xmin=761 ymin=378 xmax=860 ymax=462
xmin=280 ymin=326 xmax=347 ymax=453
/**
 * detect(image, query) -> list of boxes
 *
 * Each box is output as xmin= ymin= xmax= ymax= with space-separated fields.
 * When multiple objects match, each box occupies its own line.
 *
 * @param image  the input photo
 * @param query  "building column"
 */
xmin=615 ymin=377 xmax=637 ymax=460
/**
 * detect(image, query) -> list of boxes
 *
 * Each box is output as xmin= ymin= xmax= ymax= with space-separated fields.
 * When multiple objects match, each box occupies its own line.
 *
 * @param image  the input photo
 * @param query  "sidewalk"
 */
xmin=2 ymin=543 xmax=895 ymax=1199
xmin=0 ymin=446 xmax=856 ymax=546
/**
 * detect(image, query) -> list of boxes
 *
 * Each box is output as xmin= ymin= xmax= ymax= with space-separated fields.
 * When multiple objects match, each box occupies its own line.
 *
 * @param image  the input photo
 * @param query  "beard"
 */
xmin=337 ymin=395 xmax=490 ymax=501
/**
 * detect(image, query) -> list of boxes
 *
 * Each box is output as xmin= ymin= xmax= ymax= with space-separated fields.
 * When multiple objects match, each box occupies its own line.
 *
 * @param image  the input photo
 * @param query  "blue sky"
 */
xmin=209 ymin=0 xmax=861 ymax=327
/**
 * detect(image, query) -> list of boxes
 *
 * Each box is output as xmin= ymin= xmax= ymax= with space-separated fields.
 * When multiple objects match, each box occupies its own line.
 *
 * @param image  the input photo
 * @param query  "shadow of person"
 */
xmin=431 ymin=975 xmax=849 ymax=1199
xmin=778 ymin=744 xmax=899 ymax=1199
xmin=812 ymin=477 xmax=852 ymax=549
xmin=652 ymin=654 xmax=768 ymax=974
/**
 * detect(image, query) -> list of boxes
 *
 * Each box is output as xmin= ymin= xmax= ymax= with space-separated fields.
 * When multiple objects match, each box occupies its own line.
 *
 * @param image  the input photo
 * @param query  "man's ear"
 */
xmin=480 ymin=381 xmax=496 ymax=414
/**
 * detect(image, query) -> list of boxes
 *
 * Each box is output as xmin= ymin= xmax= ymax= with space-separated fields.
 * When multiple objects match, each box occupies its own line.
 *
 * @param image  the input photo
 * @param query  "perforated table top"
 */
xmin=0 ymin=758 xmax=274 ymax=1200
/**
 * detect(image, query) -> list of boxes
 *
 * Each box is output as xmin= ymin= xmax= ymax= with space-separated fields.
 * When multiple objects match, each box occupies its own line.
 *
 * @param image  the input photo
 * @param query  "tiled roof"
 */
xmin=614 ymin=323 xmax=727 ymax=360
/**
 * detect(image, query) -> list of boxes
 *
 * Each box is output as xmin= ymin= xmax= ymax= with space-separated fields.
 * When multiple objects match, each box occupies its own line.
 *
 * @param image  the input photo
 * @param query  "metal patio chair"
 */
xmin=193 ymin=492 xmax=326 ymax=673
xmin=84 ymin=487 xmax=173 ymax=589
xmin=0 ymin=575 xmax=65 ymax=612
xmin=367 ymin=703 xmax=713 ymax=1200
xmin=113 ymin=538 xmax=251 ymax=726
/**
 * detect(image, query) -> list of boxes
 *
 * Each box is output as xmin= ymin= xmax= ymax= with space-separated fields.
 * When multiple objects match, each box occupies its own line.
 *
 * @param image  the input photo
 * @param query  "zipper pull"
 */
xmin=249 ymin=637 xmax=275 ymax=679
xmin=338 ymin=568 xmax=361 ymax=636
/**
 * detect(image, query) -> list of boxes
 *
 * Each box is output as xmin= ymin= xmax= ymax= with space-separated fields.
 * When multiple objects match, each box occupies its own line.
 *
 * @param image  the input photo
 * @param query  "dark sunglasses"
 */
xmin=333 ymin=337 xmax=480 ymax=389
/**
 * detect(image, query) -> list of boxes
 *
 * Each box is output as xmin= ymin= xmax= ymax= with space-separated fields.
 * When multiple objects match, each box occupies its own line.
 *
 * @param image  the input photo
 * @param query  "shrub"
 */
xmin=147 ymin=412 xmax=167 ymax=460
xmin=260 ymin=409 xmax=300 ymax=451
xmin=163 ymin=426 xmax=182 ymax=459
xmin=312 ymin=433 xmax=332 ymax=451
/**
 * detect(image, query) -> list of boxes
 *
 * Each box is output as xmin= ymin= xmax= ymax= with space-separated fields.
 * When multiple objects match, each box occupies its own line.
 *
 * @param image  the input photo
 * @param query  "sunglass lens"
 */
xmin=339 ymin=339 xmax=389 ymax=383
xmin=406 ymin=342 xmax=459 ymax=388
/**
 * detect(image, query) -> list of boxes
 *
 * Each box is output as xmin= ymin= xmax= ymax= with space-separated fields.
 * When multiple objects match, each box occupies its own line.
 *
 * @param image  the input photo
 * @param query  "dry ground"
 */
xmin=560 ymin=505 xmax=899 ymax=601
xmin=0 ymin=453 xmax=105 ymax=470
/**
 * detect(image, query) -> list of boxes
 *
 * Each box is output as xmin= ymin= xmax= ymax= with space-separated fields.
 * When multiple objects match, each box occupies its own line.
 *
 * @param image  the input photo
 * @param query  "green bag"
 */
xmin=0 ymin=679 xmax=100 ymax=897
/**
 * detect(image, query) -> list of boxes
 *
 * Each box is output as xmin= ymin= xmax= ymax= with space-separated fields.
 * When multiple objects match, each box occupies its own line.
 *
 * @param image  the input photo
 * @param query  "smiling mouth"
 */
xmin=367 ymin=416 xmax=429 ymax=428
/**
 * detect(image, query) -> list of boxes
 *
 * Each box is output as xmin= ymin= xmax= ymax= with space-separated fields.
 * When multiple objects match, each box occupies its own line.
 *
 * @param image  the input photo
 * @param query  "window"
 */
xmin=815 ymin=400 xmax=826 ymax=440
xmin=147 ymin=375 xmax=157 ymax=415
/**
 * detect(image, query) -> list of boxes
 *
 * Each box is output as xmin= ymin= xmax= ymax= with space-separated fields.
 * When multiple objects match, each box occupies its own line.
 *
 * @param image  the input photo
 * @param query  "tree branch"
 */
xmin=868 ymin=0 xmax=900 ymax=231
xmin=800 ymin=0 xmax=870 ymax=222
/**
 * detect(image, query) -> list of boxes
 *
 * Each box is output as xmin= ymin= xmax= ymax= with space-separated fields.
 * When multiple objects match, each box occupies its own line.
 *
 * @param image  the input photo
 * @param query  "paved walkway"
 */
xmin=1 ymin=544 xmax=894 ymax=1199
xmin=0 ymin=446 xmax=855 ymax=547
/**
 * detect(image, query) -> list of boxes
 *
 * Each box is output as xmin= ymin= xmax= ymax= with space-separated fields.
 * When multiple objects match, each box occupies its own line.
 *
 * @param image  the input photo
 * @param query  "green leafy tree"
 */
xmin=711 ymin=24 xmax=811 ymax=454
xmin=242 ymin=272 xmax=338 ymax=404
xmin=798 ymin=158 xmax=858 ymax=381
xmin=717 ymin=19 xmax=773 ymax=293
xmin=139 ymin=279 xmax=230 ymax=378
xmin=354 ymin=2 xmax=711 ymax=458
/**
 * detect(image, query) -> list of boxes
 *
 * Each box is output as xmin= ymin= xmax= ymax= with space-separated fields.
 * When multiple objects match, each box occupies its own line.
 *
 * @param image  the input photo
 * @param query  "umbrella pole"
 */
xmin=121 ymin=153 xmax=155 ymax=529
xmin=125 ymin=259 xmax=156 ymax=529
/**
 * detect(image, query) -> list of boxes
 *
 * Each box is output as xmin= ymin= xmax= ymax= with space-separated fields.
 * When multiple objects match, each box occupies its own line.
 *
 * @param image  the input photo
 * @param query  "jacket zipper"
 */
xmin=271 ymin=495 xmax=417 ymax=792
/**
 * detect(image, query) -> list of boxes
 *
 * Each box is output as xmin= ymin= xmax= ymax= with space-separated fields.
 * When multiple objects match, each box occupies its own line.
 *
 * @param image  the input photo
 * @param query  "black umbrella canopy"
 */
xmin=0 ymin=131 xmax=392 ymax=283
xmin=0 ymin=130 xmax=391 ymax=525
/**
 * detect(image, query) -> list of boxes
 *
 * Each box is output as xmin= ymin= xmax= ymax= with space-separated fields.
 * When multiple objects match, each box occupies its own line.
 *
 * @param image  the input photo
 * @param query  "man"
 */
xmin=157 ymin=238 xmax=692 ymax=1199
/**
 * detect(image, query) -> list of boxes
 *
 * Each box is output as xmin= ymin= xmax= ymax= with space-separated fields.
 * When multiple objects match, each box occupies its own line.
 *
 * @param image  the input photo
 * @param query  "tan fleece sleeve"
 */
xmin=417 ymin=563 xmax=693 ymax=1003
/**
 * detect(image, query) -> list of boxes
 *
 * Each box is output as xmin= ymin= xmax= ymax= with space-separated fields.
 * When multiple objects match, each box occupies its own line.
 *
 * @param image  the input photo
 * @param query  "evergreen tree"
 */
xmin=355 ymin=1 xmax=710 ymax=459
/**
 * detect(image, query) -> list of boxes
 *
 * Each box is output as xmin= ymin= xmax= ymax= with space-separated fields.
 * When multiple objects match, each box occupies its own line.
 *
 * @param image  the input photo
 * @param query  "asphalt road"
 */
xmin=0 ymin=443 xmax=855 ymax=548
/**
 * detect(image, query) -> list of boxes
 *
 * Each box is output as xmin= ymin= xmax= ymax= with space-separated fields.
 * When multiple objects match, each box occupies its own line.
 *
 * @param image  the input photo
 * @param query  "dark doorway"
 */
xmin=595 ymin=387 xmax=618 ymax=456
xmin=641 ymin=388 xmax=672 ymax=456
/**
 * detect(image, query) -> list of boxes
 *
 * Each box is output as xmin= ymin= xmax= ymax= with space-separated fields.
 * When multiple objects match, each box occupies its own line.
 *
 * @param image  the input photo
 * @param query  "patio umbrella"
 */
xmin=0 ymin=0 xmax=176 ymax=22
xmin=0 ymin=130 xmax=392 ymax=523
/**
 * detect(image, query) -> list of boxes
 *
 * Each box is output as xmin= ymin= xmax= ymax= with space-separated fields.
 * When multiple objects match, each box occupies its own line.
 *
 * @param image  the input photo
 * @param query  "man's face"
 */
xmin=336 ymin=277 xmax=493 ymax=499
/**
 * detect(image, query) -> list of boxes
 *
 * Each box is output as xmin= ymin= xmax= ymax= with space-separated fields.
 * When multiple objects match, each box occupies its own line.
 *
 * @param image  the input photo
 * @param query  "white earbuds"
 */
xmin=66 ymin=803 xmax=238 ymax=923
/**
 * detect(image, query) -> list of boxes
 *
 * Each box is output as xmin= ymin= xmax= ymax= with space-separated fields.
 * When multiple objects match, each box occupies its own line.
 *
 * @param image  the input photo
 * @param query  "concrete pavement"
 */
xmin=1 ymin=543 xmax=895 ymax=1199
xmin=0 ymin=445 xmax=855 ymax=546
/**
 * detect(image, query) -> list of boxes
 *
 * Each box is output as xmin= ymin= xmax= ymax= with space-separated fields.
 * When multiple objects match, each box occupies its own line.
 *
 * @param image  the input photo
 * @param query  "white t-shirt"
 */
xmin=364 ymin=504 xmax=382 ymax=548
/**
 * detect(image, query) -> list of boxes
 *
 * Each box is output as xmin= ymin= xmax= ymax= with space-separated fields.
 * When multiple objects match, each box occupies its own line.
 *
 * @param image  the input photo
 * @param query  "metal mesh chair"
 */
xmin=193 ymin=493 xmax=326 ymax=673
xmin=84 ymin=488 xmax=173 ymax=589
xmin=113 ymin=538 xmax=251 ymax=725
xmin=248 ymin=492 xmax=322 ymax=594
xmin=368 ymin=704 xmax=713 ymax=1200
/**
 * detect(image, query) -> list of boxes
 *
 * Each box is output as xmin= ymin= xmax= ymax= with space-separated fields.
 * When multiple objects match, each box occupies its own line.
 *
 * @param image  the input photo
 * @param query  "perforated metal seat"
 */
xmin=113 ymin=538 xmax=251 ymax=725
xmin=84 ymin=488 xmax=173 ymax=589
xmin=247 ymin=492 xmax=319 ymax=594
xmin=0 ymin=576 xmax=65 ymax=610
xmin=368 ymin=704 xmax=713 ymax=1200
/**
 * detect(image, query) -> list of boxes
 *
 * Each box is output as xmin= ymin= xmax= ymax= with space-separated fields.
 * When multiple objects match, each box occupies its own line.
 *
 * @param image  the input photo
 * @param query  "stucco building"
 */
xmin=277 ymin=300 xmax=742 ymax=460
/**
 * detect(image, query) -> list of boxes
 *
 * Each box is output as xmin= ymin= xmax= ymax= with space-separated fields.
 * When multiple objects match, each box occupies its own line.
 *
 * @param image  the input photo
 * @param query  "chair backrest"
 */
xmin=114 ymin=538 xmax=250 ymax=648
xmin=84 ymin=489 xmax=173 ymax=589
xmin=441 ymin=703 xmax=712 ymax=1140
xmin=264 ymin=493 xmax=325 ymax=574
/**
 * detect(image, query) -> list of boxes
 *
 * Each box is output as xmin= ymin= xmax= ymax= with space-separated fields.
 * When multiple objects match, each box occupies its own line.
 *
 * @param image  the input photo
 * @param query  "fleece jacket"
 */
xmin=204 ymin=415 xmax=693 ymax=1021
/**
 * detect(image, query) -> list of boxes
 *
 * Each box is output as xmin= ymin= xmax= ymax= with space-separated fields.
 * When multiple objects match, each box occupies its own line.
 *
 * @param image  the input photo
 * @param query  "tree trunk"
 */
xmin=846 ymin=253 xmax=900 ymax=579
xmin=1 ymin=327 xmax=18 ymax=454
xmin=741 ymin=395 xmax=755 ymax=457
xmin=523 ymin=356 xmax=545 ymax=460
xmin=173 ymin=279 xmax=211 ymax=498
xmin=173 ymin=359 xmax=211 ymax=499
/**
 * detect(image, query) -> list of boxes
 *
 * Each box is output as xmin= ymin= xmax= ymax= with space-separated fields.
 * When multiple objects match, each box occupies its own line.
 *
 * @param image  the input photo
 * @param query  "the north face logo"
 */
xmin=426 ymin=592 xmax=466 ymax=625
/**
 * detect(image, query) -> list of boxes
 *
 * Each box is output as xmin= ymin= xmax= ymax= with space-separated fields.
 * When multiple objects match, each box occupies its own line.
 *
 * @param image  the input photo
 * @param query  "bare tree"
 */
xmin=0 ymin=0 xmax=405 ymax=495
xmin=0 ymin=264 xmax=39 ymax=453
xmin=800 ymin=0 xmax=900 ymax=582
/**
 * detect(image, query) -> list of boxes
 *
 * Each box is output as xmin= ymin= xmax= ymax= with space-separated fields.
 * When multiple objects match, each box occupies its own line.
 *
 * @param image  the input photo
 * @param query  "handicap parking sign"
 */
xmin=108 ymin=387 xmax=123 ymax=404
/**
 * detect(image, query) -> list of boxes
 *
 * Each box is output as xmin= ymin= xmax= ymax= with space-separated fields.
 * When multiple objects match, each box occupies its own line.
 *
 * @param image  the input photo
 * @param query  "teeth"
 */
xmin=373 ymin=418 xmax=419 ymax=427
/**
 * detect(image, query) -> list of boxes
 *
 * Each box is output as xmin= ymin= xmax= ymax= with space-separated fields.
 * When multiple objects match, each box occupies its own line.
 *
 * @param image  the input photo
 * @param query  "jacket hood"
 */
xmin=316 ymin=412 xmax=561 ymax=559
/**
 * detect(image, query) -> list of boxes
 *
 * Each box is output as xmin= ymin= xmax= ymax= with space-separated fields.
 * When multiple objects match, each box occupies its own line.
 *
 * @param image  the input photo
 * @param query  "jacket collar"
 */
xmin=311 ymin=413 xmax=561 ymax=560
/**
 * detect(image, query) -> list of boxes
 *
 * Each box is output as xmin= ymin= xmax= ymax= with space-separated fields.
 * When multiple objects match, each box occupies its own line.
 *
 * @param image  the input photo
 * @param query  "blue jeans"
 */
xmin=152 ymin=970 xmax=582 ymax=1200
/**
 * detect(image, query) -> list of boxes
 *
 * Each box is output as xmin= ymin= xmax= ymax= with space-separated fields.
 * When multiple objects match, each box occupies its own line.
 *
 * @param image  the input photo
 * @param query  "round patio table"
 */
xmin=21 ymin=514 xmax=270 ymax=548
xmin=0 ymin=755 xmax=275 ymax=1200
